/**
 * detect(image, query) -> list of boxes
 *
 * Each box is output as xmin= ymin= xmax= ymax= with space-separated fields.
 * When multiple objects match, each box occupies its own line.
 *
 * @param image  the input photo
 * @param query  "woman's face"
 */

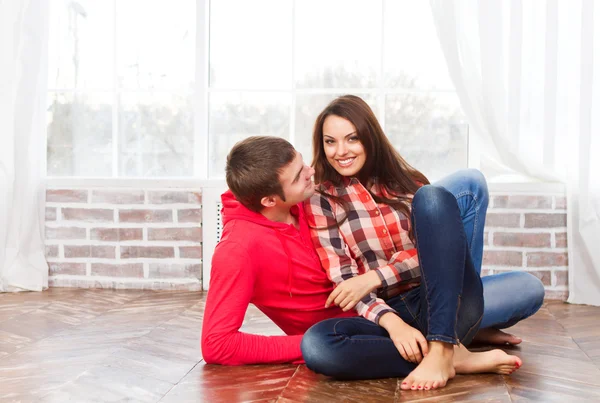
xmin=322 ymin=115 xmax=366 ymax=177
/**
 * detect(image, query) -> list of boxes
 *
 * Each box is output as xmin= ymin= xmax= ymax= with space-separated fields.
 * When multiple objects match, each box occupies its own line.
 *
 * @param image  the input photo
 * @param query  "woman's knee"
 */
xmin=521 ymin=272 xmax=545 ymax=313
xmin=301 ymin=320 xmax=344 ymax=376
xmin=413 ymin=185 xmax=457 ymax=218
xmin=459 ymin=168 xmax=489 ymax=208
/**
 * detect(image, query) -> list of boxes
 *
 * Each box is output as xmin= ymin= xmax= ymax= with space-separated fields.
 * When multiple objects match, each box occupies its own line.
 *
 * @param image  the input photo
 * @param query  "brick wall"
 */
xmin=483 ymin=193 xmax=568 ymax=300
xmin=44 ymin=188 xmax=569 ymax=300
xmin=45 ymin=188 xmax=203 ymax=290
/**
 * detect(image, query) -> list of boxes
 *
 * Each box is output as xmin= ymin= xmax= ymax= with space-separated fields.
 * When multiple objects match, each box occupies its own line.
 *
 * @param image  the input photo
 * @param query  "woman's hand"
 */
xmin=379 ymin=312 xmax=428 ymax=364
xmin=325 ymin=271 xmax=382 ymax=311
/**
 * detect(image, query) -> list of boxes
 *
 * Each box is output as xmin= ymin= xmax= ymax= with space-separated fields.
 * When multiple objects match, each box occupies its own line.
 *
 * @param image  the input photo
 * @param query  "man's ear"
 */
xmin=260 ymin=195 xmax=277 ymax=209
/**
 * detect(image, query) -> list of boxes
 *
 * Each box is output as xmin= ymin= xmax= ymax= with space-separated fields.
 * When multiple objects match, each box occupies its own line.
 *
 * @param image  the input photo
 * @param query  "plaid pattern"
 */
xmin=304 ymin=178 xmax=421 ymax=324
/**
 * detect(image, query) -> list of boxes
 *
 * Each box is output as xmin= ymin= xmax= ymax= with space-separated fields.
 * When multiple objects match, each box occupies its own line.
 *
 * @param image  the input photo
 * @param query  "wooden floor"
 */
xmin=1 ymin=289 xmax=600 ymax=403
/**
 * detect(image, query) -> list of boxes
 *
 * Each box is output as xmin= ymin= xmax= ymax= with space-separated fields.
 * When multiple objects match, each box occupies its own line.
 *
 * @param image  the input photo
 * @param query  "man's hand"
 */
xmin=325 ymin=271 xmax=382 ymax=311
xmin=379 ymin=312 xmax=428 ymax=364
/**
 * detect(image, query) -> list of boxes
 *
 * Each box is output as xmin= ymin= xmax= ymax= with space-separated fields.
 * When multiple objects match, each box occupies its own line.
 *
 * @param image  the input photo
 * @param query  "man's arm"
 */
xmin=201 ymin=241 xmax=303 ymax=365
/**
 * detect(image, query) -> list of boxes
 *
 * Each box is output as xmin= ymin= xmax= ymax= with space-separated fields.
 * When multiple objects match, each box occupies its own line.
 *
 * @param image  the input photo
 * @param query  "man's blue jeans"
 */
xmin=301 ymin=170 xmax=545 ymax=379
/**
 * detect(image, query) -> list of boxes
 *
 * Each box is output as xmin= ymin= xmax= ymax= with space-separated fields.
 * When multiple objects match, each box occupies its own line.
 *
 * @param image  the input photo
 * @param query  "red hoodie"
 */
xmin=201 ymin=191 xmax=355 ymax=365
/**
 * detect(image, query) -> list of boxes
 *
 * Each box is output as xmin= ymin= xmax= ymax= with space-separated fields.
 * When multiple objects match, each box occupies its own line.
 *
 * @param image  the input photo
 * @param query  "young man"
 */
xmin=201 ymin=136 xmax=355 ymax=365
xmin=201 ymin=136 xmax=544 ymax=366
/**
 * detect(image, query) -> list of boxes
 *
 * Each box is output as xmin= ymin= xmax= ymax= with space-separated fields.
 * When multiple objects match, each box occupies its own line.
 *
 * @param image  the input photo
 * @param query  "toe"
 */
xmin=401 ymin=379 xmax=411 ymax=390
xmin=424 ymin=381 xmax=434 ymax=390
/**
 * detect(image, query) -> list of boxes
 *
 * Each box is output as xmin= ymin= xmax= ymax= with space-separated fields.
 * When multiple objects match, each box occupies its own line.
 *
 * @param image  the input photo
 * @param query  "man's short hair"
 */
xmin=226 ymin=136 xmax=296 ymax=212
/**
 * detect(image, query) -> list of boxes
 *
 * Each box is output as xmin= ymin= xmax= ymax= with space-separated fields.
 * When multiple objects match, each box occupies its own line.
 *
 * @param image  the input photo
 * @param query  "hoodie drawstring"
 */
xmin=275 ymin=230 xmax=294 ymax=297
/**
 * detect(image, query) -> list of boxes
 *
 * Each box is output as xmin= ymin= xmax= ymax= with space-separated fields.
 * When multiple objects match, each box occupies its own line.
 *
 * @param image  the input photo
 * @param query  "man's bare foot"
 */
xmin=473 ymin=328 xmax=522 ymax=345
xmin=401 ymin=341 xmax=456 ymax=391
xmin=454 ymin=344 xmax=522 ymax=375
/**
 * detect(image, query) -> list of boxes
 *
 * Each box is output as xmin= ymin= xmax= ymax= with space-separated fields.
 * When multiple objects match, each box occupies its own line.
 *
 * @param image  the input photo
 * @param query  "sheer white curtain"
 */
xmin=430 ymin=0 xmax=599 ymax=305
xmin=0 ymin=0 xmax=49 ymax=292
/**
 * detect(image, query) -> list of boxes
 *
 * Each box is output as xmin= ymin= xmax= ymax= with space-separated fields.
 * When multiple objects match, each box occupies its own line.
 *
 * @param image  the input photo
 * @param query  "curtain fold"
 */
xmin=430 ymin=0 xmax=600 ymax=305
xmin=0 ymin=0 xmax=50 ymax=292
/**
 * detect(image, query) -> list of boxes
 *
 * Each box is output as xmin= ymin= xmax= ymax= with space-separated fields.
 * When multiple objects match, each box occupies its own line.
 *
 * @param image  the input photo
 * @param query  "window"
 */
xmin=47 ymin=0 xmax=468 ymax=181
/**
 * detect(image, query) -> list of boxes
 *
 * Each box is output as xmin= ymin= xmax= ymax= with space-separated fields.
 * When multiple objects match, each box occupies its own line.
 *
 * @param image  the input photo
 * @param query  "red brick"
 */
xmin=484 ymin=231 xmax=489 ymax=246
xmin=481 ymin=269 xmax=494 ymax=277
xmin=493 ymin=232 xmax=551 ymax=248
xmin=119 ymin=209 xmax=172 ymax=223
xmin=555 ymin=232 xmax=568 ymax=248
xmin=46 ymin=189 xmax=87 ymax=203
xmin=91 ymin=246 xmax=116 ymax=259
xmin=46 ymin=207 xmax=57 ymax=221
xmin=90 ymin=228 xmax=143 ymax=242
xmin=544 ymin=290 xmax=569 ymax=301
xmin=148 ymin=228 xmax=201 ymax=242
xmin=178 ymin=209 xmax=202 ymax=223
xmin=179 ymin=246 xmax=202 ymax=259
xmin=148 ymin=263 xmax=201 ymax=278
xmin=555 ymin=271 xmax=568 ymax=286
xmin=63 ymin=208 xmax=114 ymax=222
xmin=483 ymin=251 xmax=523 ymax=266
xmin=45 ymin=227 xmax=87 ymax=240
xmin=493 ymin=195 xmax=552 ymax=209
xmin=91 ymin=263 xmax=143 ymax=277
xmin=485 ymin=213 xmax=521 ymax=228
xmin=148 ymin=191 xmax=201 ymax=204
xmin=527 ymin=252 xmax=569 ymax=267
xmin=64 ymin=245 xmax=91 ymax=258
xmin=524 ymin=213 xmax=567 ymax=228
xmin=555 ymin=196 xmax=567 ymax=209
xmin=91 ymin=190 xmax=144 ymax=204
xmin=49 ymin=262 xmax=86 ymax=275
xmin=121 ymin=246 xmax=174 ymax=259
xmin=45 ymin=245 xmax=58 ymax=258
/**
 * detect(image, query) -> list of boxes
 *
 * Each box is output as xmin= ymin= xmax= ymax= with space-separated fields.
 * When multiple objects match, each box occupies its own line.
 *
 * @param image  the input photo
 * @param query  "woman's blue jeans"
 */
xmin=434 ymin=169 xmax=545 ymax=329
xmin=301 ymin=170 xmax=545 ymax=379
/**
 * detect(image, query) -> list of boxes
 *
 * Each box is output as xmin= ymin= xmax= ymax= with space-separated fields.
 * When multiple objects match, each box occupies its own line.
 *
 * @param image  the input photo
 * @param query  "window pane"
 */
xmin=210 ymin=0 xmax=292 ymax=89
xmin=384 ymin=0 xmax=454 ymax=90
xmin=117 ymin=0 xmax=195 ymax=90
xmin=209 ymin=93 xmax=291 ymax=177
xmin=119 ymin=93 xmax=193 ymax=177
xmin=47 ymin=93 xmax=112 ymax=176
xmin=385 ymin=93 xmax=468 ymax=181
xmin=295 ymin=0 xmax=381 ymax=88
xmin=294 ymin=94 xmax=380 ymax=164
xmin=48 ymin=0 xmax=113 ymax=89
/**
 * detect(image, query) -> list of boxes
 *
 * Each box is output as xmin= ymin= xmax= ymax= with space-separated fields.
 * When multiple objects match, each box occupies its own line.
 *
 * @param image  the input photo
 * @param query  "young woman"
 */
xmin=302 ymin=95 xmax=543 ymax=390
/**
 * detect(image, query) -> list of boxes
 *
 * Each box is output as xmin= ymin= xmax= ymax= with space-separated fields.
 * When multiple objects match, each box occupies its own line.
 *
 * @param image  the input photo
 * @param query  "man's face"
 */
xmin=278 ymin=151 xmax=316 ymax=206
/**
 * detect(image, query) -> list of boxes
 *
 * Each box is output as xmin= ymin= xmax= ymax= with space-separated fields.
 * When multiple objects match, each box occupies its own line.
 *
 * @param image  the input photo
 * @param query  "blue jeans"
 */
xmin=302 ymin=184 xmax=484 ymax=379
xmin=434 ymin=169 xmax=545 ymax=329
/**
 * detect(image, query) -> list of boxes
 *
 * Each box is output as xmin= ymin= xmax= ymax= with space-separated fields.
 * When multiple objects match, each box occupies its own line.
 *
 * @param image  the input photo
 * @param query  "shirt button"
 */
xmin=382 ymin=229 xmax=387 ymax=235
xmin=375 ymin=210 xmax=380 ymax=216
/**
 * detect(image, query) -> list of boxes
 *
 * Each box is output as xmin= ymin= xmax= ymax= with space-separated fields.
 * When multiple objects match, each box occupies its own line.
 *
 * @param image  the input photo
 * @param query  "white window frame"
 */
xmin=45 ymin=0 xmax=567 ymax=291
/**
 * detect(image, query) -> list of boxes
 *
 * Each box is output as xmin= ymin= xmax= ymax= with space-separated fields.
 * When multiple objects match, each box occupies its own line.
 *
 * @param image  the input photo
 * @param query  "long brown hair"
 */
xmin=312 ymin=95 xmax=429 ymax=238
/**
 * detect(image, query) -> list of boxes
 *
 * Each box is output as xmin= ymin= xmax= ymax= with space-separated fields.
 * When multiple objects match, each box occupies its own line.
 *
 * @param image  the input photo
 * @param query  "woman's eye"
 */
xmin=349 ymin=136 xmax=359 ymax=142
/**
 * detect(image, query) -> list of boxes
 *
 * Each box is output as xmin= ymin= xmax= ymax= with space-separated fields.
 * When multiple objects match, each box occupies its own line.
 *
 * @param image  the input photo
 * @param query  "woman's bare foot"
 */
xmin=453 ymin=344 xmax=522 ymax=375
xmin=401 ymin=342 xmax=456 ymax=391
xmin=473 ymin=328 xmax=522 ymax=345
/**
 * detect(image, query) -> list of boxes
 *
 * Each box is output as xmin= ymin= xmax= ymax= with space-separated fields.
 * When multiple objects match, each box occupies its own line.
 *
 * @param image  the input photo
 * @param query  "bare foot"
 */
xmin=401 ymin=342 xmax=456 ymax=391
xmin=454 ymin=344 xmax=522 ymax=375
xmin=473 ymin=328 xmax=522 ymax=345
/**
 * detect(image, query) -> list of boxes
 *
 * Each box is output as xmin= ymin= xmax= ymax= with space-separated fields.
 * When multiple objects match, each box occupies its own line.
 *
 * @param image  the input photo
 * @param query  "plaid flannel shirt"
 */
xmin=304 ymin=178 xmax=421 ymax=324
